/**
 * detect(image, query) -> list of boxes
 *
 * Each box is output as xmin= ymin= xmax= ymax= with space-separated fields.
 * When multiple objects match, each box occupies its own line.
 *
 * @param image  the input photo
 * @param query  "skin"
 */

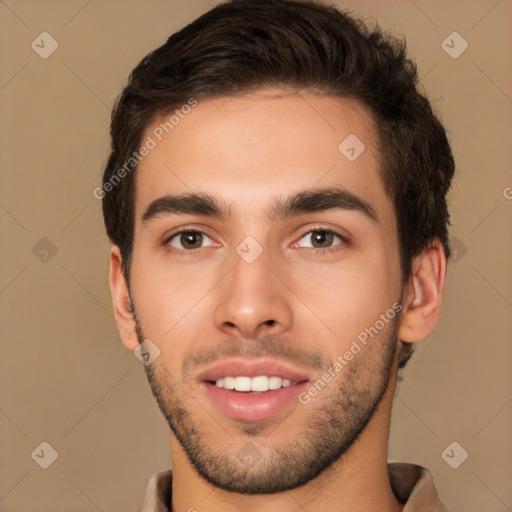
xmin=109 ymin=88 xmax=447 ymax=512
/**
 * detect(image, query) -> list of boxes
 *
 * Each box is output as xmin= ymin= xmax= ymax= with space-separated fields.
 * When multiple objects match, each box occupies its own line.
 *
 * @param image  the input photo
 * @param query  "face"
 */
xmin=128 ymin=90 xmax=404 ymax=493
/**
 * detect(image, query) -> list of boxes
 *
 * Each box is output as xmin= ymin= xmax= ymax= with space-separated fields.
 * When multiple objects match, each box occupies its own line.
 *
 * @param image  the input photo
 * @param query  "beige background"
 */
xmin=1 ymin=0 xmax=511 ymax=511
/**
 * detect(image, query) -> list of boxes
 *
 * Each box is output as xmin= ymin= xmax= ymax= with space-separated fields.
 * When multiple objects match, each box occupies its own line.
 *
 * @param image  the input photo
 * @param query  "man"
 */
xmin=101 ymin=0 xmax=454 ymax=510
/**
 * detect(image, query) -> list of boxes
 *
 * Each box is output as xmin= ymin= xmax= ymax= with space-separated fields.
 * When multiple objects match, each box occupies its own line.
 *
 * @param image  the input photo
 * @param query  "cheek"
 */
xmin=289 ymin=247 xmax=399 ymax=345
xmin=130 ymin=253 xmax=220 ymax=344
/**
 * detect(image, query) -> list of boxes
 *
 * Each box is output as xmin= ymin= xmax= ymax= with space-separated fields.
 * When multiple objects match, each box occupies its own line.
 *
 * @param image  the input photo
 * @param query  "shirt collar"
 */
xmin=137 ymin=462 xmax=448 ymax=512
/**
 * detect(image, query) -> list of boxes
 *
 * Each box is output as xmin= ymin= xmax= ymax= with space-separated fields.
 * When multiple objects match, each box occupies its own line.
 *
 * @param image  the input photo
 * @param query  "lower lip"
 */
xmin=202 ymin=381 xmax=308 ymax=422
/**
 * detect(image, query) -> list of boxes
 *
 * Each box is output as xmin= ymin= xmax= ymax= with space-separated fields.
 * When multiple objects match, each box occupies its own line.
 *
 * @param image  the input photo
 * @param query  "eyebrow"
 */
xmin=141 ymin=186 xmax=378 ymax=226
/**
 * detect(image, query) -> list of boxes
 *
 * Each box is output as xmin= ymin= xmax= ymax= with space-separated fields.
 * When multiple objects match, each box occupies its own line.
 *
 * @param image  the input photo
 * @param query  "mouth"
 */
xmin=198 ymin=359 xmax=311 ymax=422
xmin=212 ymin=375 xmax=297 ymax=392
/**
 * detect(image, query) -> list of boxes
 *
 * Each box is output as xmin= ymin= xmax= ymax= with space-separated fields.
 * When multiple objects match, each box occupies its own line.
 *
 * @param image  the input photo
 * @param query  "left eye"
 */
xmin=167 ymin=230 xmax=215 ymax=250
xmin=295 ymin=230 xmax=344 ymax=249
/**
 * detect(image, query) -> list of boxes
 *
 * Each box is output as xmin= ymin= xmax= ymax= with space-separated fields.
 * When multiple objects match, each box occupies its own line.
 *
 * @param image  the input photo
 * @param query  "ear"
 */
xmin=398 ymin=239 xmax=447 ymax=343
xmin=108 ymin=246 xmax=139 ymax=350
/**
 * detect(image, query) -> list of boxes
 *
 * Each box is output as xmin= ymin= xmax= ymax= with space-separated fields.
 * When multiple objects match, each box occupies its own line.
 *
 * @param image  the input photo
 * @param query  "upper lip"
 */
xmin=197 ymin=358 xmax=312 ymax=383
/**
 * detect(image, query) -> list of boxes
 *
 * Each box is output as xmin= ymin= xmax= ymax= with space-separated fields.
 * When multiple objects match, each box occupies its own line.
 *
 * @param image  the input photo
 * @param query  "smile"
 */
xmin=213 ymin=375 xmax=296 ymax=392
xmin=198 ymin=358 xmax=311 ymax=422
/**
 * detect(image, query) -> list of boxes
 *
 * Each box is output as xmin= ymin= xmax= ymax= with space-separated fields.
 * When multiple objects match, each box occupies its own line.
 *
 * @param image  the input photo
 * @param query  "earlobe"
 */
xmin=108 ymin=246 xmax=139 ymax=350
xmin=398 ymin=240 xmax=447 ymax=343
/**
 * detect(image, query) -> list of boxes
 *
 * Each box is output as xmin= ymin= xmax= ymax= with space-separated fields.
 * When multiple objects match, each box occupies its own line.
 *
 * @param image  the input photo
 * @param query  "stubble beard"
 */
xmin=134 ymin=310 xmax=400 ymax=494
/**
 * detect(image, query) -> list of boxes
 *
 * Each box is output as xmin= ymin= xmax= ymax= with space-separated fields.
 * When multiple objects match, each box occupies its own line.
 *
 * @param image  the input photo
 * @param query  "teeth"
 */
xmin=223 ymin=376 xmax=235 ymax=390
xmin=214 ymin=375 xmax=296 ymax=392
xmin=268 ymin=376 xmax=282 ymax=390
xmin=251 ymin=375 xmax=269 ymax=392
xmin=234 ymin=376 xmax=251 ymax=391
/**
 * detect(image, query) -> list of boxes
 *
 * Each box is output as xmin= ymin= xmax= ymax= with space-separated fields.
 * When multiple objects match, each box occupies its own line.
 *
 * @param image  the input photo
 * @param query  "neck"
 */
xmin=170 ymin=376 xmax=402 ymax=512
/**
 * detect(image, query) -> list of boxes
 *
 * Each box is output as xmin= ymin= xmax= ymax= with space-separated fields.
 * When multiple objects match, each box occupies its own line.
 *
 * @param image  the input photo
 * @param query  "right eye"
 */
xmin=165 ymin=230 xmax=216 ymax=251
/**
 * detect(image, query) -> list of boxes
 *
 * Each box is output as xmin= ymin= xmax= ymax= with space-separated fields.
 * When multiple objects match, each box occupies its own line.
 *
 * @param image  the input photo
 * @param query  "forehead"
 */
xmin=134 ymin=90 xmax=393 ymax=228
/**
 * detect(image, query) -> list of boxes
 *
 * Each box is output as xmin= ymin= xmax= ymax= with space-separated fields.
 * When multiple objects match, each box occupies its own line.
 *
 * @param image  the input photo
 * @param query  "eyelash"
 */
xmin=163 ymin=226 xmax=349 ymax=255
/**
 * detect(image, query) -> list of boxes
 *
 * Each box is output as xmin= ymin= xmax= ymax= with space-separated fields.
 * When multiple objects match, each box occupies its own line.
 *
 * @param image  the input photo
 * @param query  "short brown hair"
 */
xmin=101 ymin=0 xmax=455 ymax=368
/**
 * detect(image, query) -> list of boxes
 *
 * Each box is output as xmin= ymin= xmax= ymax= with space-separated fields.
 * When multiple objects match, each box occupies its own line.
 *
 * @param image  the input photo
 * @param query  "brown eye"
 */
xmin=296 ymin=229 xmax=344 ymax=249
xmin=167 ymin=230 xmax=214 ymax=250
xmin=180 ymin=232 xmax=203 ymax=249
xmin=310 ymin=231 xmax=334 ymax=248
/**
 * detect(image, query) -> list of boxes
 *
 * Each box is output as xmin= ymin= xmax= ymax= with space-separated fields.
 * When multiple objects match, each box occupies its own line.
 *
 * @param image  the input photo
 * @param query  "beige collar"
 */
xmin=137 ymin=462 xmax=448 ymax=512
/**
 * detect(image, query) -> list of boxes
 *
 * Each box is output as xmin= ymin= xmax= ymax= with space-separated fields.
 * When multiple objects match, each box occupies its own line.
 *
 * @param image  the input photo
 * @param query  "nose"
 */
xmin=213 ymin=248 xmax=293 ymax=339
